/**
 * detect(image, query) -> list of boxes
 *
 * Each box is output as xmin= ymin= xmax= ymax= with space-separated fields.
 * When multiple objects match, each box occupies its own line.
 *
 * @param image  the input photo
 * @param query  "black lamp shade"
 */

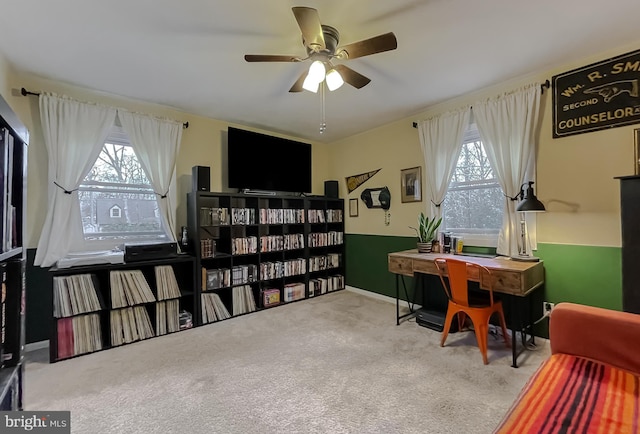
xmin=516 ymin=182 xmax=545 ymax=212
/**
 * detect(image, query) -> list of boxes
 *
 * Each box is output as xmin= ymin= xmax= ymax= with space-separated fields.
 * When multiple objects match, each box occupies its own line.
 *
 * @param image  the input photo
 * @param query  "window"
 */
xmin=78 ymin=126 xmax=167 ymax=247
xmin=109 ymin=205 xmax=122 ymax=218
xmin=442 ymin=125 xmax=503 ymax=247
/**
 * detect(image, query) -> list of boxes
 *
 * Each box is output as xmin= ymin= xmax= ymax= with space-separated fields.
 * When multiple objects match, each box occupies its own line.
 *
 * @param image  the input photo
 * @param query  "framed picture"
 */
xmin=349 ymin=198 xmax=359 ymax=217
xmin=635 ymin=128 xmax=640 ymax=175
xmin=401 ymin=166 xmax=422 ymax=203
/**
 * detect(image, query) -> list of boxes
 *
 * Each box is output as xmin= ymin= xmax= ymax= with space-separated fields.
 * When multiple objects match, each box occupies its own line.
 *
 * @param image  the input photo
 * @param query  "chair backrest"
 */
xmin=434 ymin=257 xmax=494 ymax=306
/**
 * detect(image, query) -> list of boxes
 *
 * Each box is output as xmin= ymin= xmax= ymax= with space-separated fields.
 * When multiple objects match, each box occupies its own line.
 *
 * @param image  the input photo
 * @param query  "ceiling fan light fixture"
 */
xmin=307 ymin=60 xmax=326 ymax=83
xmin=325 ymin=68 xmax=344 ymax=91
xmin=302 ymin=75 xmax=320 ymax=93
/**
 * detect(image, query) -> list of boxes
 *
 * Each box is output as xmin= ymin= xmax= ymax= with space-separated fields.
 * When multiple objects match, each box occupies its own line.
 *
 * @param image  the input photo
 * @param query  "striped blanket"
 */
xmin=495 ymin=353 xmax=640 ymax=433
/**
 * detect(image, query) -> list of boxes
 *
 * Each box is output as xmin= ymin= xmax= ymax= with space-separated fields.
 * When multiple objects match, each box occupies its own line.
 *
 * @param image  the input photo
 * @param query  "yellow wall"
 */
xmin=2 ymin=38 xmax=640 ymax=250
xmin=0 ymin=70 xmax=331 ymax=248
xmin=0 ymin=53 xmax=11 ymax=100
xmin=329 ymin=40 xmax=640 ymax=248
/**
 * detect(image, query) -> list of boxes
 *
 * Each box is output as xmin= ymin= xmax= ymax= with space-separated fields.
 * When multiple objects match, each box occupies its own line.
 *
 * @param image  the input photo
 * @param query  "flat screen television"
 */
xmin=227 ymin=127 xmax=312 ymax=194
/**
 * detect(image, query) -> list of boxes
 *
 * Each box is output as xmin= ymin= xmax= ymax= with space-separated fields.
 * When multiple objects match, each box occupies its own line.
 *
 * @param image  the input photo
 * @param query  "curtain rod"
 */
xmin=411 ymin=79 xmax=551 ymax=128
xmin=20 ymin=87 xmax=189 ymax=129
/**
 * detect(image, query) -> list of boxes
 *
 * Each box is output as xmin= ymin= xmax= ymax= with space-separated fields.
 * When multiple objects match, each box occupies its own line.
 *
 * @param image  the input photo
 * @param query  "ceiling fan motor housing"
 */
xmin=305 ymin=25 xmax=340 ymax=58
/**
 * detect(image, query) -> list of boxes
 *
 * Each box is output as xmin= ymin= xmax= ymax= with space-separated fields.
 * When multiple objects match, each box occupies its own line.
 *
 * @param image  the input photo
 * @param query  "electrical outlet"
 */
xmin=543 ymin=302 xmax=555 ymax=317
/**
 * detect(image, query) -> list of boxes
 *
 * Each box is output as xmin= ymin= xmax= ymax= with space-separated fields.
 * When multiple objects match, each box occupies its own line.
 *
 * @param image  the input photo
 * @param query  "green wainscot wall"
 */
xmin=345 ymin=234 xmax=623 ymax=338
xmin=535 ymin=243 xmax=622 ymax=310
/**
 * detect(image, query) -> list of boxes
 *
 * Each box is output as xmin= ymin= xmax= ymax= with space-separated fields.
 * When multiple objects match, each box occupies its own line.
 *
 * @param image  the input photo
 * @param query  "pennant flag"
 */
xmin=345 ymin=169 xmax=381 ymax=193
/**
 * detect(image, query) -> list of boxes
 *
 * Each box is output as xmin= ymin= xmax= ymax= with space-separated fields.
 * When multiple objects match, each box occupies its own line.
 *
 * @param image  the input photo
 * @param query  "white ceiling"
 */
xmin=1 ymin=0 xmax=640 ymax=143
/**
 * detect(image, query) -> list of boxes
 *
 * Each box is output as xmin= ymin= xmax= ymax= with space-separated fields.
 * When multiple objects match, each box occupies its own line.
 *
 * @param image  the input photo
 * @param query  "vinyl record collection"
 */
xmin=201 ymin=293 xmax=231 ymax=324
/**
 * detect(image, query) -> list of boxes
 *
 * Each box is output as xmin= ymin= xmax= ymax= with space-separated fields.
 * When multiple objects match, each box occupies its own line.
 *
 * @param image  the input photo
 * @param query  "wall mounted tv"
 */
xmin=227 ymin=126 xmax=312 ymax=194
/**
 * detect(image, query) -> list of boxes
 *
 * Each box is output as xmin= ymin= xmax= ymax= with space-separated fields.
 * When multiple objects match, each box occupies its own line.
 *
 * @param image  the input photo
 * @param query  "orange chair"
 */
xmin=434 ymin=257 xmax=510 ymax=364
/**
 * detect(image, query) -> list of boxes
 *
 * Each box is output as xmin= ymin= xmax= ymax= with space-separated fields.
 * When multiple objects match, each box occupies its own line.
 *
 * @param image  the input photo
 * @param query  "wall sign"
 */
xmin=552 ymin=48 xmax=640 ymax=138
xmin=345 ymin=168 xmax=381 ymax=193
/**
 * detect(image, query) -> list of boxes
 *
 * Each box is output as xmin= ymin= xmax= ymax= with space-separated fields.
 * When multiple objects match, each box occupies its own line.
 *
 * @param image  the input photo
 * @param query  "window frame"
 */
xmin=77 ymin=126 xmax=168 ymax=250
xmin=442 ymin=124 xmax=503 ymax=248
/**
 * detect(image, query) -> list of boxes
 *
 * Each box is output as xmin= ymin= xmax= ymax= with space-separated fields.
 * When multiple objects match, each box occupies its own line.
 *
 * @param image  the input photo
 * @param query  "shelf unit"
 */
xmin=187 ymin=192 xmax=345 ymax=326
xmin=49 ymin=256 xmax=197 ymax=363
xmin=616 ymin=175 xmax=640 ymax=313
xmin=0 ymin=93 xmax=28 ymax=410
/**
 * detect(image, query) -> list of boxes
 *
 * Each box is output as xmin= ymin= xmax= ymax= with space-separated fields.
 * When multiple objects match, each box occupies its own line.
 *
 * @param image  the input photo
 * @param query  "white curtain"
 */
xmin=417 ymin=107 xmax=471 ymax=218
xmin=34 ymin=93 xmax=117 ymax=267
xmin=473 ymin=83 xmax=541 ymax=256
xmin=118 ymin=110 xmax=183 ymax=244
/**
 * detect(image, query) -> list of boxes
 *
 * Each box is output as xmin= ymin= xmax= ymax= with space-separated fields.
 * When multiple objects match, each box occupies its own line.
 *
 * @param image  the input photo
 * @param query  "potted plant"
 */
xmin=410 ymin=212 xmax=442 ymax=253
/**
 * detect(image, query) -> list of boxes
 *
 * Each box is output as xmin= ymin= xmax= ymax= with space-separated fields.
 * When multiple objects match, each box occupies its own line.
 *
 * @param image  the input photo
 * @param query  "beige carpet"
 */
xmin=25 ymin=289 xmax=549 ymax=434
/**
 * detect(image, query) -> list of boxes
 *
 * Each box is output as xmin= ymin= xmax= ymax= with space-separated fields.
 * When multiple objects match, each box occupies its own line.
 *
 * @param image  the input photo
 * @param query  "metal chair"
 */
xmin=434 ymin=257 xmax=510 ymax=364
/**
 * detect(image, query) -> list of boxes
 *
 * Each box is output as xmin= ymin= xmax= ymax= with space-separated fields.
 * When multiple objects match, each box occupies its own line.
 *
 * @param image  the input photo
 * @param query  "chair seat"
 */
xmin=468 ymin=296 xmax=501 ymax=309
xmin=452 ymin=293 xmax=502 ymax=309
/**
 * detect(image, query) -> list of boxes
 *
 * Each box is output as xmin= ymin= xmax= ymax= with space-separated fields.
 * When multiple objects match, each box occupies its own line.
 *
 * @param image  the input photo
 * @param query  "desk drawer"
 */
xmin=467 ymin=268 xmax=522 ymax=295
xmin=388 ymin=257 xmax=413 ymax=276
xmin=413 ymin=259 xmax=438 ymax=275
xmin=493 ymin=271 xmax=523 ymax=295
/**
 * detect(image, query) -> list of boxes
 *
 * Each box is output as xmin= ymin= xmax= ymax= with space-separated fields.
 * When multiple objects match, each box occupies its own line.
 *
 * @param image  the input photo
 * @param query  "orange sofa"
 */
xmin=494 ymin=302 xmax=640 ymax=433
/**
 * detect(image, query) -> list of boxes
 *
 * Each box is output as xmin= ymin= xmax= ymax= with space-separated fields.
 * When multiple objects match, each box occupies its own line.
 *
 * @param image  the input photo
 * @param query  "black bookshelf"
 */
xmin=616 ymin=175 xmax=640 ymax=313
xmin=187 ymin=192 xmax=345 ymax=326
xmin=0 ymin=93 xmax=28 ymax=410
xmin=48 ymin=256 xmax=197 ymax=363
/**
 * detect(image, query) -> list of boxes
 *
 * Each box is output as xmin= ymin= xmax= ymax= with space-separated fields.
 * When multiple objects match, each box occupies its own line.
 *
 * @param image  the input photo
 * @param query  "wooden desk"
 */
xmin=388 ymin=249 xmax=545 ymax=367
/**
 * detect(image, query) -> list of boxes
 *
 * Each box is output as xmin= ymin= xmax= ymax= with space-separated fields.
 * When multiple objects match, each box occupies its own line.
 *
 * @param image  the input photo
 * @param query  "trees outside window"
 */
xmin=442 ymin=126 xmax=503 ymax=247
xmin=78 ymin=126 xmax=167 ymax=246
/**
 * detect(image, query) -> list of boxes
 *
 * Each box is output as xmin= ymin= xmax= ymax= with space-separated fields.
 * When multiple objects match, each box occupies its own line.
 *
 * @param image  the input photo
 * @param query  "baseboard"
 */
xmin=25 ymin=340 xmax=49 ymax=353
xmin=346 ymin=285 xmax=422 ymax=309
xmin=346 ymin=285 xmax=394 ymax=303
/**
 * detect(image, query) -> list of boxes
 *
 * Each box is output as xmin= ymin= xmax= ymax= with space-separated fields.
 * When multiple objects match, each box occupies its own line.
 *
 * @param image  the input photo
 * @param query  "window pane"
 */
xmin=85 ymin=143 xmax=150 ymax=185
xmin=443 ymin=137 xmax=503 ymax=237
xmin=452 ymin=140 xmax=494 ymax=183
xmin=442 ymin=183 xmax=503 ymax=233
xmin=79 ymin=137 xmax=167 ymax=243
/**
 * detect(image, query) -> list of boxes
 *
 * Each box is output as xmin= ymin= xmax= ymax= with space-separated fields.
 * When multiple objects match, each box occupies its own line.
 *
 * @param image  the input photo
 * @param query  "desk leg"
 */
xmin=510 ymin=295 xmax=519 ymax=368
xmin=395 ymin=274 xmax=418 ymax=325
xmin=529 ymin=296 xmax=535 ymax=346
xmin=396 ymin=274 xmax=400 ymax=325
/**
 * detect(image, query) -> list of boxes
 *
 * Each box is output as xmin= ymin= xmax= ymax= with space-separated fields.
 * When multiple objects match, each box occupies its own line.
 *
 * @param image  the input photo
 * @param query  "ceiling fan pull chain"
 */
xmin=320 ymin=83 xmax=327 ymax=134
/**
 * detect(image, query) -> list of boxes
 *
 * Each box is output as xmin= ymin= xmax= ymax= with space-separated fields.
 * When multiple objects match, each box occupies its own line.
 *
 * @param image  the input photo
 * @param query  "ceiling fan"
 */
xmin=244 ymin=6 xmax=398 ymax=93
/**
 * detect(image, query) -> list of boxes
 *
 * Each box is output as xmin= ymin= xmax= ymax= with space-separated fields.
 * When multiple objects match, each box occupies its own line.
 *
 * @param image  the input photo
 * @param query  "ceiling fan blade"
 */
xmin=336 ymin=32 xmax=397 ymax=60
xmin=333 ymin=65 xmax=371 ymax=89
xmin=289 ymin=71 xmax=309 ymax=92
xmin=244 ymin=54 xmax=300 ymax=62
xmin=292 ymin=6 xmax=325 ymax=50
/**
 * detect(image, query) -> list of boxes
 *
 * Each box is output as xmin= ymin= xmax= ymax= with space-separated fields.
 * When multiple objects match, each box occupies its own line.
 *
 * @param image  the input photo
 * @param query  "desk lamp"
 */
xmin=512 ymin=181 xmax=545 ymax=262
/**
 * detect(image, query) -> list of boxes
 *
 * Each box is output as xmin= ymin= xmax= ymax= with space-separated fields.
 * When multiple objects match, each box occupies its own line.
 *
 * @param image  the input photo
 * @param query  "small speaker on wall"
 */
xmin=192 ymin=166 xmax=210 ymax=192
xmin=324 ymin=180 xmax=339 ymax=198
